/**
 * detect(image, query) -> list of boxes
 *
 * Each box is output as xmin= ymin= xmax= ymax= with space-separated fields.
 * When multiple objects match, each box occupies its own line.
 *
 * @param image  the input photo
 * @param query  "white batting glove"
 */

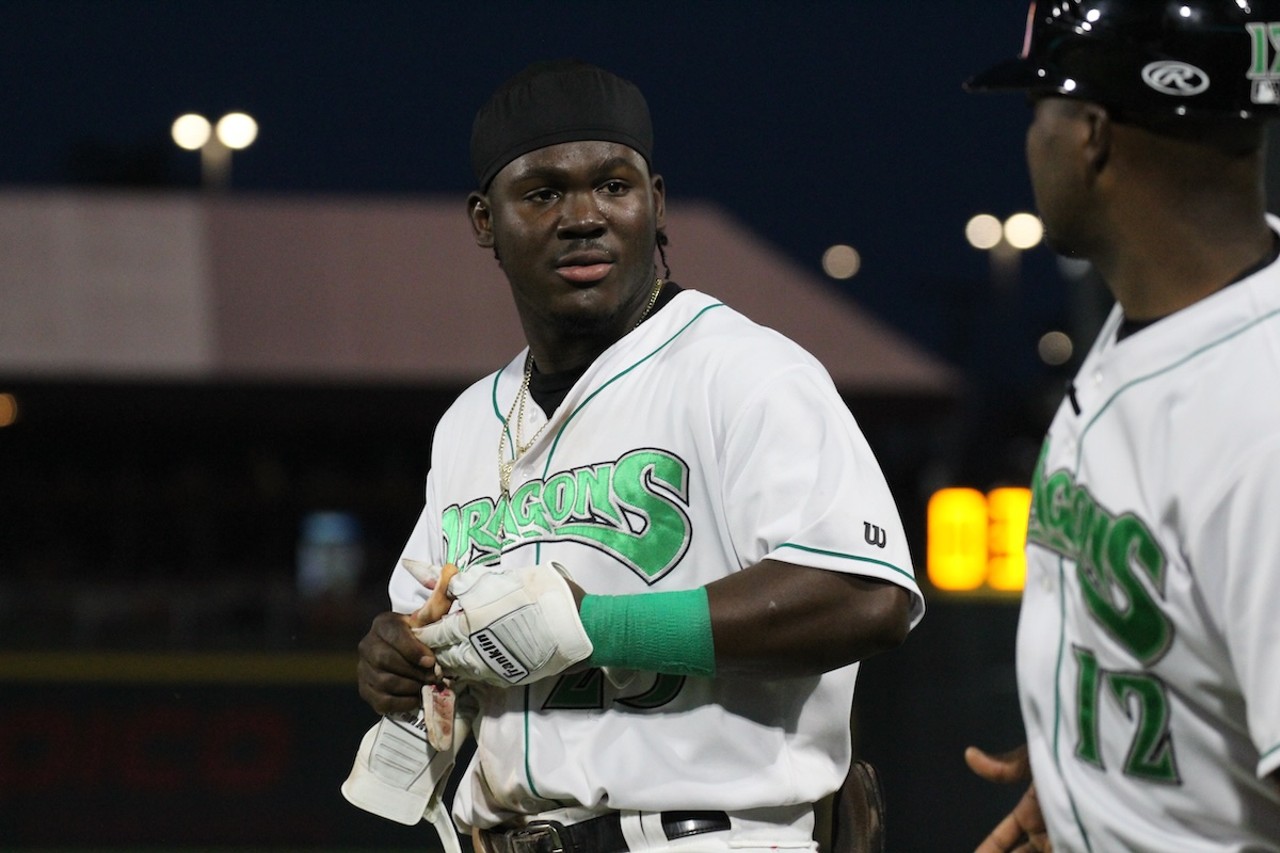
xmin=413 ymin=562 xmax=593 ymax=687
xmin=340 ymin=703 xmax=471 ymax=830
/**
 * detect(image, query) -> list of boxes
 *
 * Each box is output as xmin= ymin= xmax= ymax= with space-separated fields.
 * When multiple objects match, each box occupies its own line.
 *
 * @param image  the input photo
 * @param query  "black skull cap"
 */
xmin=470 ymin=59 xmax=654 ymax=190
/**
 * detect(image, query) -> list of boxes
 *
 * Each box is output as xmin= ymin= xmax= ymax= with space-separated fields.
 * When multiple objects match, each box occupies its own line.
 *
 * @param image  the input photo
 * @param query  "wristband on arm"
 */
xmin=579 ymin=587 xmax=716 ymax=677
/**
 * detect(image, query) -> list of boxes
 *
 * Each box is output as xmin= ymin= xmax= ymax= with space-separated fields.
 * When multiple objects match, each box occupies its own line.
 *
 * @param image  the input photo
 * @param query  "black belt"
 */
xmin=482 ymin=810 xmax=731 ymax=853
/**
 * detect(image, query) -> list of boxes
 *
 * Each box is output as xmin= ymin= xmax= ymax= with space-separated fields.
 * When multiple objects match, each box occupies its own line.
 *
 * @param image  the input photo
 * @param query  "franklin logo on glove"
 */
xmin=470 ymin=624 xmax=530 ymax=683
xmin=414 ymin=561 xmax=593 ymax=688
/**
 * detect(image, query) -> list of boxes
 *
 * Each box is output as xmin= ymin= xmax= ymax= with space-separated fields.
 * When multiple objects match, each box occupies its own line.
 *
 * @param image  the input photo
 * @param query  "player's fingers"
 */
xmin=1010 ymin=785 xmax=1049 ymax=839
xmin=973 ymin=809 xmax=1030 ymax=853
xmin=356 ymin=657 xmax=425 ymax=716
xmin=972 ymin=781 xmax=1050 ymax=853
xmin=358 ymin=611 xmax=436 ymax=683
xmin=410 ymin=563 xmax=460 ymax=626
xmin=400 ymin=558 xmax=442 ymax=587
xmin=1003 ymin=835 xmax=1049 ymax=853
xmin=1023 ymin=826 xmax=1053 ymax=853
xmin=965 ymin=744 xmax=1031 ymax=784
xmin=415 ymin=611 xmax=473 ymax=651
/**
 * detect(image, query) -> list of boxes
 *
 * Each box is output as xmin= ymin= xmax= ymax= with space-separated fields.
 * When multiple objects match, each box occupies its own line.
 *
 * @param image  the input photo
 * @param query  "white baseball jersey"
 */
xmin=1019 ymin=231 xmax=1280 ymax=851
xmin=388 ymin=288 xmax=924 ymax=834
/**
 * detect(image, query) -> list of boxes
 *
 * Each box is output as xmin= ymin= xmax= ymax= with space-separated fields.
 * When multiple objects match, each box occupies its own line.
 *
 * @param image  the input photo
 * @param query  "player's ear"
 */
xmin=468 ymin=192 xmax=495 ymax=248
xmin=1081 ymin=102 xmax=1112 ymax=178
xmin=650 ymin=174 xmax=666 ymax=232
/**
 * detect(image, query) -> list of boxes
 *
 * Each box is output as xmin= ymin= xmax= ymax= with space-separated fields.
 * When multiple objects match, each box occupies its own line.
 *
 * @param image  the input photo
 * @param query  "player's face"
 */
xmin=1025 ymin=96 xmax=1096 ymax=259
xmin=472 ymin=141 xmax=665 ymax=352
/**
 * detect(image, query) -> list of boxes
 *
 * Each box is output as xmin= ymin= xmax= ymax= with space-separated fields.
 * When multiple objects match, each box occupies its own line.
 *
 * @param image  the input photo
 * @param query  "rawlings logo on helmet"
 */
xmin=1141 ymin=61 xmax=1210 ymax=97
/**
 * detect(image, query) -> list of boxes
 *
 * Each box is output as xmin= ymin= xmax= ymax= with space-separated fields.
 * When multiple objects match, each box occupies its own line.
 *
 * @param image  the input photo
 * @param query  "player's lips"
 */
xmin=555 ymin=251 xmax=614 ymax=284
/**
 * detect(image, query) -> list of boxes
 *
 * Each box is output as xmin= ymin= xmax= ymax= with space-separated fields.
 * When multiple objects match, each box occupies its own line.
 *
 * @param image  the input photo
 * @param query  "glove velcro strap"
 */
xmin=341 ymin=713 xmax=460 ymax=825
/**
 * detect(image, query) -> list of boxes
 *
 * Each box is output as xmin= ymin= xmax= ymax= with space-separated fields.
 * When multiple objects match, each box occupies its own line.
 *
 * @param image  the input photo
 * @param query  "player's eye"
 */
xmin=599 ymin=180 xmax=629 ymax=195
xmin=524 ymin=188 xmax=560 ymax=203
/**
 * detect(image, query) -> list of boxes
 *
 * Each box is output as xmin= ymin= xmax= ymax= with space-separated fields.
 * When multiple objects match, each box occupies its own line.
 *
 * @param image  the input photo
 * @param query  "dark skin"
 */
xmin=965 ymin=97 xmax=1280 ymax=852
xmin=357 ymin=139 xmax=911 ymax=715
xmin=1024 ymin=97 xmax=1273 ymax=321
xmin=469 ymin=141 xmax=665 ymax=372
xmin=964 ymin=745 xmax=1050 ymax=853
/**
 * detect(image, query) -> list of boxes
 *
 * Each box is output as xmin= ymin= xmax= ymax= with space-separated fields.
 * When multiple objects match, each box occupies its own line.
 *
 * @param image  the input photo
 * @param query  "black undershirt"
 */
xmin=1115 ymin=230 xmax=1280 ymax=341
xmin=528 ymin=280 xmax=683 ymax=416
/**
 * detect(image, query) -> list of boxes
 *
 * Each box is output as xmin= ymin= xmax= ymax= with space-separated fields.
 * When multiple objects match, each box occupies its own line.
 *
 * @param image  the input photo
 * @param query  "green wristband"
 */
xmin=579 ymin=588 xmax=716 ymax=677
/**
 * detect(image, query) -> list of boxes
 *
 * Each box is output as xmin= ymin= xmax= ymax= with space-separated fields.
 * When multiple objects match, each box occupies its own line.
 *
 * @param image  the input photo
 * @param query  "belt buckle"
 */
xmin=509 ymin=819 xmax=569 ymax=853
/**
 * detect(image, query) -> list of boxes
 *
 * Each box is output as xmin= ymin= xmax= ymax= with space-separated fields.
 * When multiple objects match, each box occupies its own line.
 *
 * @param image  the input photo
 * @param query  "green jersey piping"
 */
xmin=776 ymin=542 xmax=913 ymax=582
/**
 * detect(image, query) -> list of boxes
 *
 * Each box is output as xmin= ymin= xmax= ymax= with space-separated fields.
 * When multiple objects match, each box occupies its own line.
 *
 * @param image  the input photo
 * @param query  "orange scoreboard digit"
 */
xmin=926 ymin=487 xmax=1032 ymax=593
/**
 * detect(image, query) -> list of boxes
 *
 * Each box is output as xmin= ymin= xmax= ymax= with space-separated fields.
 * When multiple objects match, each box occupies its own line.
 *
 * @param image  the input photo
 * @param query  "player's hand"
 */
xmin=966 ymin=744 xmax=1052 ymax=852
xmin=401 ymin=560 xmax=461 ymax=624
xmin=356 ymin=610 xmax=440 ymax=716
xmin=413 ymin=562 xmax=593 ymax=687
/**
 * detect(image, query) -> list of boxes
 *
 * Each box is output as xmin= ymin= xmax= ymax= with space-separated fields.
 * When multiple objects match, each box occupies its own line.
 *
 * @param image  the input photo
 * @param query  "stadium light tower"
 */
xmin=171 ymin=111 xmax=258 ymax=189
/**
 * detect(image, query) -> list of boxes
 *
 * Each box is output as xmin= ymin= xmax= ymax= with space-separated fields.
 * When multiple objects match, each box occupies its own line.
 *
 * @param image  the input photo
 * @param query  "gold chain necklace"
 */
xmin=497 ymin=278 xmax=664 ymax=499
xmin=635 ymin=276 xmax=665 ymax=329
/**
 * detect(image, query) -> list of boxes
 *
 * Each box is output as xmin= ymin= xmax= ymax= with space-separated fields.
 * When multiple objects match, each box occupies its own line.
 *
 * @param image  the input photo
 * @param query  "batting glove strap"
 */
xmin=414 ymin=562 xmax=593 ymax=687
xmin=340 ymin=706 xmax=469 ymax=826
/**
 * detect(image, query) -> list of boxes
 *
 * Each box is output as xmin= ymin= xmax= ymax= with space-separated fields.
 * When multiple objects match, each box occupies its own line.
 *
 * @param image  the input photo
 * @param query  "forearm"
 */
xmin=580 ymin=560 xmax=910 ymax=678
xmin=707 ymin=560 xmax=910 ymax=675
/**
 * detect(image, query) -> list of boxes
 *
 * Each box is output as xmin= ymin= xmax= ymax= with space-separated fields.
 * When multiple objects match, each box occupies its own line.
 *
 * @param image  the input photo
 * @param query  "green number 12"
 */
xmin=1073 ymin=647 xmax=1180 ymax=784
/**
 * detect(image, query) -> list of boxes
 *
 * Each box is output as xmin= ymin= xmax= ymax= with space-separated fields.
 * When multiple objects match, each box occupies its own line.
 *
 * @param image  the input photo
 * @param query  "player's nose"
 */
xmin=557 ymin=192 xmax=606 ymax=238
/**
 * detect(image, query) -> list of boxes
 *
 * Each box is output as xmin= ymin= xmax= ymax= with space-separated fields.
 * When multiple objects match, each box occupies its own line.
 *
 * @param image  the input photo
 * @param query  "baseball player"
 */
xmin=963 ymin=2 xmax=1280 ymax=850
xmin=343 ymin=59 xmax=924 ymax=852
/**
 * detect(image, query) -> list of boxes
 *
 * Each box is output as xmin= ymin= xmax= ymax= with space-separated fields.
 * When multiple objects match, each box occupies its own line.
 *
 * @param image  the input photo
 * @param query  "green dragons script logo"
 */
xmin=440 ymin=448 xmax=693 ymax=584
xmin=1028 ymin=444 xmax=1172 ymax=666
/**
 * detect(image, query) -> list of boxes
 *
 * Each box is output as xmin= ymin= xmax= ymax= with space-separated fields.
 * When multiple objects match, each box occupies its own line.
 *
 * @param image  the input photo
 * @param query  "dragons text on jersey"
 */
xmin=441 ymin=447 xmax=693 ymax=584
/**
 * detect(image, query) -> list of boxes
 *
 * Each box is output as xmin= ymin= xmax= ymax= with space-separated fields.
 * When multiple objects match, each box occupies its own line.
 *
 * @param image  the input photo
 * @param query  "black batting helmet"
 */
xmin=965 ymin=0 xmax=1280 ymax=121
